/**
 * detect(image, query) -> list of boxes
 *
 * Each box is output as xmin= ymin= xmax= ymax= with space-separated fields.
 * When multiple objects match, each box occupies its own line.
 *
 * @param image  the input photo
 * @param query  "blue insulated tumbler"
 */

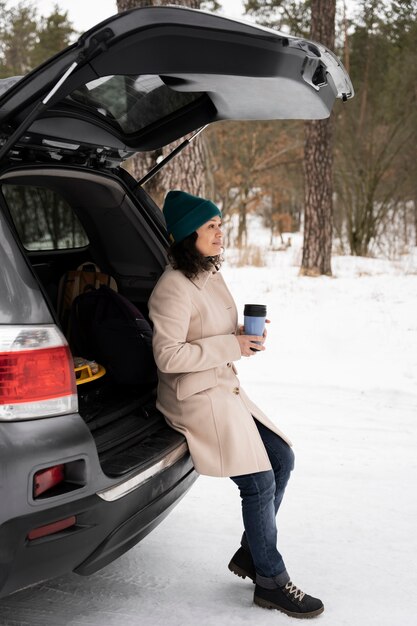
xmin=244 ymin=304 xmax=267 ymax=349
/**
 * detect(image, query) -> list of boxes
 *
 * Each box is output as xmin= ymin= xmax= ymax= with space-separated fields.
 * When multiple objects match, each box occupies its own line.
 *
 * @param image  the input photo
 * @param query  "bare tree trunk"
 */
xmin=117 ymin=0 xmax=206 ymax=205
xmin=237 ymin=195 xmax=248 ymax=248
xmin=302 ymin=116 xmax=334 ymax=273
xmin=414 ymin=189 xmax=417 ymax=247
xmin=300 ymin=0 xmax=335 ymax=276
xmin=342 ymin=0 xmax=350 ymax=75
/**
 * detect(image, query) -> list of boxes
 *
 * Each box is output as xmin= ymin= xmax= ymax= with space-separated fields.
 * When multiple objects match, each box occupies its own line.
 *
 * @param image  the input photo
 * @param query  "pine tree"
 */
xmin=0 ymin=2 xmax=38 ymax=77
xmin=300 ymin=0 xmax=335 ymax=276
xmin=30 ymin=8 xmax=76 ymax=69
xmin=0 ymin=2 xmax=76 ymax=78
xmin=333 ymin=0 xmax=417 ymax=256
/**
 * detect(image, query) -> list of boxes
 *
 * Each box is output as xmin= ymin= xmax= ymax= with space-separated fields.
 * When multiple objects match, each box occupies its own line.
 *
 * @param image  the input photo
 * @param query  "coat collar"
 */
xmin=189 ymin=269 xmax=216 ymax=290
xmin=165 ymin=264 xmax=218 ymax=290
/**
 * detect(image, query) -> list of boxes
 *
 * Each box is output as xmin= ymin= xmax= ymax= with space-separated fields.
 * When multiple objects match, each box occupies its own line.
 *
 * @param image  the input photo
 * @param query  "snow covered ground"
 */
xmin=1 ymin=232 xmax=416 ymax=626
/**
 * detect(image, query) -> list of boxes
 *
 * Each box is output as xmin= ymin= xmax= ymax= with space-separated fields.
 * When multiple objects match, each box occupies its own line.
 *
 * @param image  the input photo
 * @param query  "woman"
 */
xmin=148 ymin=190 xmax=323 ymax=619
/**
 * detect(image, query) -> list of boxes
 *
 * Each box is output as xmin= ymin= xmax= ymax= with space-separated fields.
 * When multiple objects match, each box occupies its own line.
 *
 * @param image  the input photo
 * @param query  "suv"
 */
xmin=0 ymin=6 xmax=353 ymax=598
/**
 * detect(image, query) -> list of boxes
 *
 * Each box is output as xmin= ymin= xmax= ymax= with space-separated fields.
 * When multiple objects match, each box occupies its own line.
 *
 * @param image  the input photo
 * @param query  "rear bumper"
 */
xmin=0 ymin=452 xmax=197 ymax=598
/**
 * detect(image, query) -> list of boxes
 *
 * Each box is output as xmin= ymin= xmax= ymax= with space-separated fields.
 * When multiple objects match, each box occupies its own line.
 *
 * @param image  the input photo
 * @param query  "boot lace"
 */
xmin=284 ymin=581 xmax=305 ymax=601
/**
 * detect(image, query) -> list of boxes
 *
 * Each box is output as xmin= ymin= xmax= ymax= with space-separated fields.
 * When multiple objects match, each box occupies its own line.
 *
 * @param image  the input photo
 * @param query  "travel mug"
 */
xmin=244 ymin=304 xmax=267 ymax=350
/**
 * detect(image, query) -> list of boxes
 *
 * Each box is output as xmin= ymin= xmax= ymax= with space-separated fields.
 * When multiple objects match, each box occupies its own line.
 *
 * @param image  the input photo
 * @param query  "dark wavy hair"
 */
xmin=167 ymin=231 xmax=223 ymax=279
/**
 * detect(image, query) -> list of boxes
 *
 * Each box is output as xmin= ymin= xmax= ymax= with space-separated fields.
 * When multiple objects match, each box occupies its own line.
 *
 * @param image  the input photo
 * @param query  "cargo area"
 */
xmin=75 ymin=381 xmax=185 ymax=478
xmin=0 ymin=167 xmax=185 ymax=478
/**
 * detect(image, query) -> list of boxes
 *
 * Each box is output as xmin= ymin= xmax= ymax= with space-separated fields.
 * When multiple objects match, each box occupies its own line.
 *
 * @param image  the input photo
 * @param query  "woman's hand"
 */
xmin=237 ymin=319 xmax=270 ymax=349
xmin=236 ymin=334 xmax=265 ymax=357
xmin=262 ymin=318 xmax=270 ymax=343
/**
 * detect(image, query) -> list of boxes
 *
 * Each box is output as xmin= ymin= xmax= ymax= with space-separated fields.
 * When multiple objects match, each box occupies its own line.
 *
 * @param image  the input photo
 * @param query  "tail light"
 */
xmin=32 ymin=459 xmax=86 ymax=500
xmin=0 ymin=325 xmax=78 ymax=420
xmin=28 ymin=516 xmax=77 ymax=541
xmin=33 ymin=464 xmax=65 ymax=498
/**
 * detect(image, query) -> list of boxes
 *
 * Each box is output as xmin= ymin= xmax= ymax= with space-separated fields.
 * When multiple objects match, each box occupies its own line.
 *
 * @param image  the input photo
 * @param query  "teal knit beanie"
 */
xmin=163 ymin=190 xmax=221 ymax=244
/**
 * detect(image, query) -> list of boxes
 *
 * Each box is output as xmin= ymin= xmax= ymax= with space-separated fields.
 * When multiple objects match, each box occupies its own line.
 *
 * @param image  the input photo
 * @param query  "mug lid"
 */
xmin=244 ymin=304 xmax=267 ymax=316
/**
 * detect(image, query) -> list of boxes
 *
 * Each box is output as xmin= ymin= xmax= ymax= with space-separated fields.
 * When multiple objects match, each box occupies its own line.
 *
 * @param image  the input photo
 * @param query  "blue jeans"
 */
xmin=230 ymin=419 xmax=295 ymax=586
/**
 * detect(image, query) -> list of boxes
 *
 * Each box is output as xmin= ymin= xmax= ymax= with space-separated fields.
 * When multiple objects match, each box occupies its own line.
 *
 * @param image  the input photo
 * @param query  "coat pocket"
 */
xmin=176 ymin=369 xmax=218 ymax=401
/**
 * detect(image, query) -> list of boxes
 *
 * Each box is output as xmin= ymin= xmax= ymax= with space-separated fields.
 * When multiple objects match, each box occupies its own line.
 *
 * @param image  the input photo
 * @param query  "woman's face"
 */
xmin=195 ymin=216 xmax=223 ymax=257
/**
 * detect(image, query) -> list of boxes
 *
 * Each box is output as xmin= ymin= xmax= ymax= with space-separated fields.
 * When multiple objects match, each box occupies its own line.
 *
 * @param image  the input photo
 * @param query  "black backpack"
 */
xmin=70 ymin=284 xmax=157 ymax=385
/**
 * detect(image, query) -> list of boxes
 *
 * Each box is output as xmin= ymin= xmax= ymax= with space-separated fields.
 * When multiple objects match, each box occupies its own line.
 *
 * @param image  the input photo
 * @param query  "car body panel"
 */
xmin=0 ymin=452 xmax=194 ymax=597
xmin=0 ymin=210 xmax=53 ymax=324
xmin=0 ymin=6 xmax=353 ymax=167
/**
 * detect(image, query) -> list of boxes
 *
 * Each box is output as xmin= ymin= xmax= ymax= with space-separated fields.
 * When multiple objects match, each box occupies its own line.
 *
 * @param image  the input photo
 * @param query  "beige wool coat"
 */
xmin=148 ymin=265 xmax=291 ymax=477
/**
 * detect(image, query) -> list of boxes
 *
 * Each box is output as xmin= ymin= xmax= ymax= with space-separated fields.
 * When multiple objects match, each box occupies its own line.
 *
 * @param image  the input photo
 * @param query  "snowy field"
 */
xmin=1 ymin=233 xmax=417 ymax=626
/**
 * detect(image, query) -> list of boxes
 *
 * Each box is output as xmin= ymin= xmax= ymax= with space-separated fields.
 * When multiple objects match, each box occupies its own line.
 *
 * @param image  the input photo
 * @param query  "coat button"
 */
xmin=227 ymin=362 xmax=231 ymax=367
xmin=233 ymin=387 xmax=240 ymax=394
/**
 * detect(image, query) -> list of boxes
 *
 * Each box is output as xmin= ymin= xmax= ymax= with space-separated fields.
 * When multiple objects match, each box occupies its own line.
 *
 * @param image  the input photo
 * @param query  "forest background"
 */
xmin=0 ymin=0 xmax=416 ymax=268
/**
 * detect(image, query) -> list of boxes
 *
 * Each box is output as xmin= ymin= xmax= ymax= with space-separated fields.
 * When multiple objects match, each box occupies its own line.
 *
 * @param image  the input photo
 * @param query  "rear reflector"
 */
xmin=0 ymin=325 xmax=77 ymax=420
xmin=27 ymin=516 xmax=77 ymax=541
xmin=33 ymin=464 xmax=65 ymax=498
